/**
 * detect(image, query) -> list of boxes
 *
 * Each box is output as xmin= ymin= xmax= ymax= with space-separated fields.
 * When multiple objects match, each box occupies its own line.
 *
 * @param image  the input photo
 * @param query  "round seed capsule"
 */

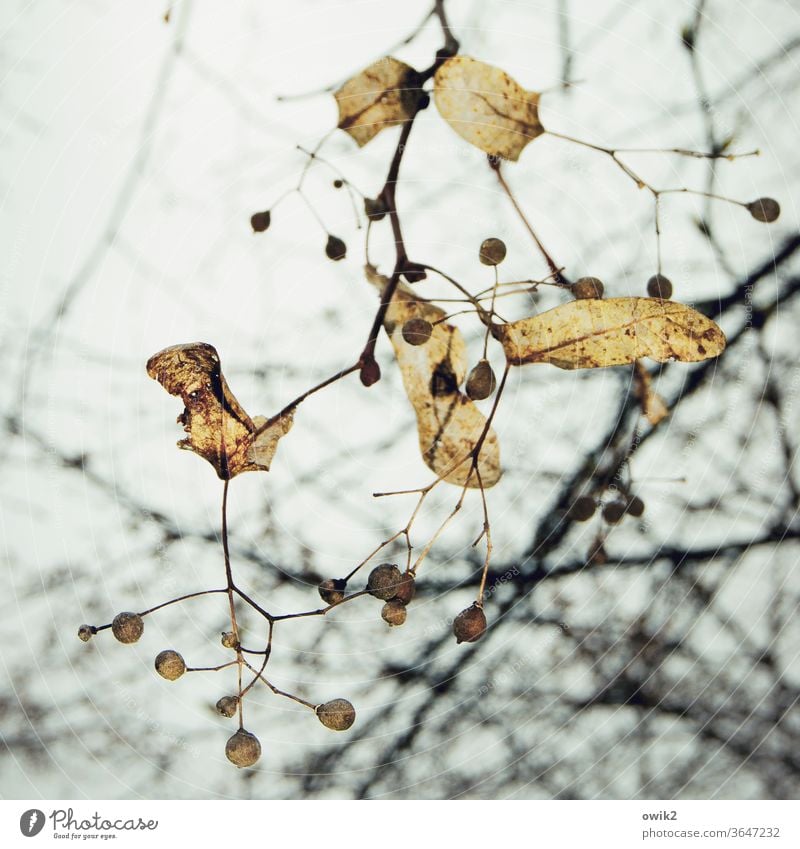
xmin=111 ymin=612 xmax=144 ymax=644
xmin=325 ymin=234 xmax=347 ymax=261
xmin=646 ymin=274 xmax=673 ymax=300
xmin=215 ymin=696 xmax=239 ymax=718
xmin=747 ymin=197 xmax=780 ymax=223
xmin=626 ymin=496 xmax=645 ymax=518
xmin=402 ymin=318 xmax=433 ymax=346
xmin=453 ymin=604 xmax=487 ymax=644
xmin=225 ymin=729 xmax=261 ymax=767
xmin=360 ymin=359 xmax=381 ymax=387
xmin=155 ymin=650 xmax=186 ymax=681
xmin=602 ymin=500 xmax=627 ymax=524
xmin=392 ymin=572 xmax=416 ymax=605
xmin=316 ymin=698 xmax=356 ymax=731
xmin=402 ymin=263 xmax=427 ymax=283
xmin=250 ymin=210 xmax=271 ymax=232
xmin=221 ymin=631 xmax=238 ymax=649
xmin=77 ymin=625 xmax=94 ymax=643
xmin=479 ymin=237 xmax=507 ymax=266
xmin=573 ymin=277 xmax=604 ymax=300
xmin=367 ymin=563 xmax=403 ymax=601
xmin=381 ymin=599 xmax=407 ymax=627
xmin=318 ymin=578 xmax=347 ymax=606
xmin=465 ymin=360 xmax=497 ymax=401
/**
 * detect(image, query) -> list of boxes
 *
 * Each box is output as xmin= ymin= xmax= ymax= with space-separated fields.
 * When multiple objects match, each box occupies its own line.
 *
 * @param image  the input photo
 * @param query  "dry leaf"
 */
xmin=497 ymin=297 xmax=726 ymax=369
xmin=633 ymin=361 xmax=669 ymax=426
xmin=335 ymin=57 xmax=422 ymax=147
xmin=433 ymin=56 xmax=544 ymax=161
xmin=366 ymin=265 xmax=501 ymax=488
xmin=146 ymin=343 xmax=293 ymax=479
xmin=249 ymin=414 xmax=295 ymax=469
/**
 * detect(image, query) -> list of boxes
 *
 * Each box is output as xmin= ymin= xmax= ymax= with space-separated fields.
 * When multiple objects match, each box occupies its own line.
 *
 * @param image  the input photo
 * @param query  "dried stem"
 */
xmin=254 ymin=362 xmax=361 ymax=438
xmin=242 ymin=659 xmax=317 ymax=710
xmin=546 ymin=129 xmax=759 ymax=273
xmin=492 ymin=162 xmax=570 ymax=287
xmin=271 ymin=589 xmax=370 ymax=622
xmin=186 ymin=660 xmax=239 ymax=673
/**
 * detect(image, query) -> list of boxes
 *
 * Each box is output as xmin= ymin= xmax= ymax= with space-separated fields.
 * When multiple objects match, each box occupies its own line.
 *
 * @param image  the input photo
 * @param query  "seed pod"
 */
xmin=316 ymin=698 xmax=356 ymax=731
xmin=111 ymin=612 xmax=144 ymax=644
xmin=747 ymin=197 xmax=780 ymax=223
xmin=367 ymin=563 xmax=403 ymax=601
xmin=569 ymin=496 xmax=596 ymax=522
xmin=466 ymin=359 xmax=497 ymax=401
xmin=364 ymin=197 xmax=386 ymax=221
xmin=318 ymin=578 xmax=347 ymax=606
xmin=216 ymin=696 xmax=239 ymax=718
xmin=646 ymin=274 xmax=673 ymax=300
xmin=402 ymin=318 xmax=433 ymax=346
xmin=325 ymin=234 xmax=347 ymax=261
xmin=155 ymin=649 xmax=186 ymax=681
xmin=77 ymin=625 xmax=94 ymax=643
xmin=381 ymin=599 xmax=407 ymax=627
xmin=250 ymin=210 xmax=271 ymax=232
xmin=453 ymin=604 xmax=487 ymax=644
xmin=225 ymin=729 xmax=261 ymax=768
xmin=573 ymin=276 xmax=604 ymax=300
xmin=402 ymin=263 xmax=427 ymax=283
xmin=392 ymin=572 xmax=416 ymax=605
xmin=479 ymin=237 xmax=507 ymax=266
xmin=360 ymin=359 xmax=381 ymax=387
xmin=626 ymin=495 xmax=645 ymax=518
xmin=602 ymin=500 xmax=627 ymax=524
xmin=221 ymin=631 xmax=238 ymax=649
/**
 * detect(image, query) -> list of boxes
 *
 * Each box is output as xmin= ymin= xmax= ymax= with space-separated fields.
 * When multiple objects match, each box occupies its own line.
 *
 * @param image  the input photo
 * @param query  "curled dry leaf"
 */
xmin=433 ymin=56 xmax=544 ymax=161
xmin=633 ymin=360 xmax=669 ymax=426
xmin=365 ymin=265 xmax=501 ymax=489
xmin=335 ymin=57 xmax=423 ymax=147
xmin=146 ymin=343 xmax=293 ymax=479
xmin=497 ymin=297 xmax=726 ymax=370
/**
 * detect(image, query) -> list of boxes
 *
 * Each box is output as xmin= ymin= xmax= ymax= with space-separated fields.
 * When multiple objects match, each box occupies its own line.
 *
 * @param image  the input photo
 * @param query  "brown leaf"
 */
xmin=146 ymin=343 xmax=292 ymax=479
xmin=335 ymin=57 xmax=422 ymax=147
xmin=497 ymin=297 xmax=726 ymax=369
xmin=633 ymin=360 xmax=669 ymax=426
xmin=433 ymin=56 xmax=544 ymax=161
xmin=366 ymin=266 xmax=501 ymax=488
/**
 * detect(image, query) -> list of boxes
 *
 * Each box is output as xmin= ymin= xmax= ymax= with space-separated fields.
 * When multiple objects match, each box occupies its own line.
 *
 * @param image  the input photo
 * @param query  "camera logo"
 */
xmin=19 ymin=809 xmax=46 ymax=837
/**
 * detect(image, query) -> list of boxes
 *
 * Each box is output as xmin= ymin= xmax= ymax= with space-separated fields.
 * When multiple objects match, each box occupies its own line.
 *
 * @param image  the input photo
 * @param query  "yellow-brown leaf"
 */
xmin=335 ymin=57 xmax=422 ymax=147
xmin=498 ymin=298 xmax=726 ymax=369
xmin=366 ymin=266 xmax=501 ymax=488
xmin=433 ymin=56 xmax=544 ymax=161
xmin=146 ymin=343 xmax=293 ymax=479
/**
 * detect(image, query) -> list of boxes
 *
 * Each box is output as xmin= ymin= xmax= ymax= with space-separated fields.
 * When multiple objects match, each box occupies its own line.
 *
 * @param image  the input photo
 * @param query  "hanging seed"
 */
xmin=466 ymin=360 xmax=497 ymax=400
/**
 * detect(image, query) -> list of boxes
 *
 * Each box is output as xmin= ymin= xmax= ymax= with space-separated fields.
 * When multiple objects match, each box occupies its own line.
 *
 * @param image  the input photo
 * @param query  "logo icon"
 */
xmin=19 ymin=810 xmax=45 ymax=837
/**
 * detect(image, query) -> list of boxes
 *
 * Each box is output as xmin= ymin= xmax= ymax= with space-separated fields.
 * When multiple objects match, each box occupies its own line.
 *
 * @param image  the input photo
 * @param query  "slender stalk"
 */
xmin=138 ymin=588 xmax=228 ymax=617
xmin=493 ymin=164 xmax=570 ymax=286
xmin=253 ymin=362 xmax=361 ymax=438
